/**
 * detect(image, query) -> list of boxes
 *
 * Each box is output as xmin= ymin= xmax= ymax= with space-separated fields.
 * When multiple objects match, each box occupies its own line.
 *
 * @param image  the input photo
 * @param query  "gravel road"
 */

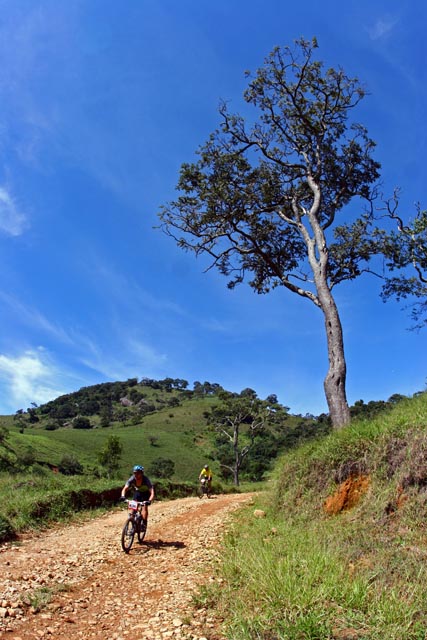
xmin=0 ymin=493 xmax=255 ymax=640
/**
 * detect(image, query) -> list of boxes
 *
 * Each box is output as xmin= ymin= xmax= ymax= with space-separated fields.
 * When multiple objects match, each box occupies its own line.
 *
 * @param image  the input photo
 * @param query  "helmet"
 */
xmin=133 ymin=465 xmax=144 ymax=473
xmin=204 ymin=464 xmax=209 ymax=469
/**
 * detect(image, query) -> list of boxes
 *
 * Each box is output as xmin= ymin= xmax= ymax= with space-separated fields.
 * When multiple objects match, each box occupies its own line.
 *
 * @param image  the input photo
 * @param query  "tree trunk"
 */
xmin=233 ymin=445 xmax=240 ymax=486
xmin=305 ymin=179 xmax=351 ymax=429
xmin=318 ymin=288 xmax=351 ymax=428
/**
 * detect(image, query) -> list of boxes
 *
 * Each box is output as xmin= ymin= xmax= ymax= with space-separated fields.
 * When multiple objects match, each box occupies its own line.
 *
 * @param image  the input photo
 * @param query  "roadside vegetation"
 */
xmin=207 ymin=391 xmax=427 ymax=639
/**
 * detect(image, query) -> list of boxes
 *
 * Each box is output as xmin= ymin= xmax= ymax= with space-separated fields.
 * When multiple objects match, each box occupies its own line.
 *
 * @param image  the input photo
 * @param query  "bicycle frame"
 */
xmin=121 ymin=499 xmax=150 ymax=553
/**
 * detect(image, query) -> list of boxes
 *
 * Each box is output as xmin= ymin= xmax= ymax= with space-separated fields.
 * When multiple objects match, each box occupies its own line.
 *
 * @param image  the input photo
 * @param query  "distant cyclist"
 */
xmin=121 ymin=465 xmax=155 ymax=528
xmin=198 ymin=464 xmax=212 ymax=497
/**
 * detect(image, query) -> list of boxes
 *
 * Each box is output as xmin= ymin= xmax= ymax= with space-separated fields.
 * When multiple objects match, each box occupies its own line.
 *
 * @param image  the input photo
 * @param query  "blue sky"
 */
xmin=0 ymin=0 xmax=426 ymax=416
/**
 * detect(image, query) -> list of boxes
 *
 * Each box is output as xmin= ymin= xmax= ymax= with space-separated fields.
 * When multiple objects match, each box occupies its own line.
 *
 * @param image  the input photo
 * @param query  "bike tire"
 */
xmin=121 ymin=518 xmax=135 ymax=553
xmin=137 ymin=519 xmax=147 ymax=544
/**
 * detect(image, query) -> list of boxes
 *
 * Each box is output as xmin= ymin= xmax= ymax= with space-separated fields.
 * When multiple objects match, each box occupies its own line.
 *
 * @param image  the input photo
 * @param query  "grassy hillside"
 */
xmin=207 ymin=391 xmax=427 ymax=639
xmin=2 ymin=395 xmax=220 ymax=481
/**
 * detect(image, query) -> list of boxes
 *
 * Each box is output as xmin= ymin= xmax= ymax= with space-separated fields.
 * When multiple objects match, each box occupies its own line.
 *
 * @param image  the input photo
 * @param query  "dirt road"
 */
xmin=0 ymin=493 xmax=255 ymax=640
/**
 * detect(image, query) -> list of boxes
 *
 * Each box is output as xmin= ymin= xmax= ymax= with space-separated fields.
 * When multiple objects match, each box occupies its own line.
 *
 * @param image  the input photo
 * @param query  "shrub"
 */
xmin=149 ymin=457 xmax=175 ymax=479
xmin=72 ymin=416 xmax=92 ymax=429
xmin=0 ymin=514 xmax=15 ymax=543
xmin=58 ymin=454 xmax=84 ymax=476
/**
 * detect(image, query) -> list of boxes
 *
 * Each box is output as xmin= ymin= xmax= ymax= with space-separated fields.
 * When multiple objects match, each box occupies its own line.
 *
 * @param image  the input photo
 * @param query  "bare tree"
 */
xmin=209 ymin=391 xmax=272 ymax=485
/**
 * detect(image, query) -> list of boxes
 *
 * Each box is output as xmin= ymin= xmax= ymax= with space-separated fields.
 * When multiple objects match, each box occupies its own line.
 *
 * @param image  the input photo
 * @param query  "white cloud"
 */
xmin=367 ymin=16 xmax=398 ymax=40
xmin=0 ymin=349 xmax=65 ymax=413
xmin=0 ymin=187 xmax=28 ymax=236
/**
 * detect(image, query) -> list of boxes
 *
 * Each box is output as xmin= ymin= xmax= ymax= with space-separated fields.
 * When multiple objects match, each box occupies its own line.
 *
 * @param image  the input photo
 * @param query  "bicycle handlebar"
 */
xmin=123 ymin=498 xmax=151 ymax=506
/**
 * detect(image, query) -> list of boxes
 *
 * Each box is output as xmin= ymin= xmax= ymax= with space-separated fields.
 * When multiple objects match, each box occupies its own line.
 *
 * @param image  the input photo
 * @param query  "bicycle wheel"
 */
xmin=137 ymin=518 xmax=147 ymax=543
xmin=121 ymin=518 xmax=135 ymax=553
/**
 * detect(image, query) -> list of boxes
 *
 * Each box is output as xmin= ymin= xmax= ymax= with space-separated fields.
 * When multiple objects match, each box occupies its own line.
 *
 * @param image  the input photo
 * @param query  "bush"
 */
xmin=0 ymin=514 xmax=15 ymax=543
xmin=72 ymin=416 xmax=92 ymax=429
xmin=149 ymin=457 xmax=175 ymax=479
xmin=58 ymin=454 xmax=84 ymax=475
xmin=44 ymin=423 xmax=58 ymax=431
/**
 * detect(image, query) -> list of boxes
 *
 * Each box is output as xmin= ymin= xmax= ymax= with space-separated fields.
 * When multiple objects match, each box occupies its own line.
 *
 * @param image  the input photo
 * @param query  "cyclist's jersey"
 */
xmin=199 ymin=468 xmax=212 ymax=480
xmin=125 ymin=474 xmax=153 ymax=500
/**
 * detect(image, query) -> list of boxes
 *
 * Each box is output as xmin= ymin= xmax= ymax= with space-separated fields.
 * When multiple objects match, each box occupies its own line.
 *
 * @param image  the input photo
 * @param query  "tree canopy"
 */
xmin=376 ymin=193 xmax=427 ymax=329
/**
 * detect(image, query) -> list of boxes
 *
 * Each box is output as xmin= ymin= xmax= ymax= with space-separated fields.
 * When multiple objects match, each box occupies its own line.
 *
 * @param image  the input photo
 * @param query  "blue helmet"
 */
xmin=133 ymin=465 xmax=144 ymax=473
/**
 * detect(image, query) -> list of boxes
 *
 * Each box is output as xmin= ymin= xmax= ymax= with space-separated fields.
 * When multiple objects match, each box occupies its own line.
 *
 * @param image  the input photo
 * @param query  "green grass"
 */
xmin=0 ymin=472 xmax=120 ymax=536
xmin=206 ymin=392 xmax=427 ymax=639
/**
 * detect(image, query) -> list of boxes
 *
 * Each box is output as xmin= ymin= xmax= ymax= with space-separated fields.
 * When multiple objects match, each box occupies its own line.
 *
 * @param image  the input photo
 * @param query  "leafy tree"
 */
xmin=72 ymin=416 xmax=92 ymax=430
xmin=240 ymin=430 xmax=280 ymax=481
xmin=240 ymin=388 xmax=258 ymax=399
xmin=376 ymin=193 xmax=427 ymax=329
xmin=14 ymin=409 xmax=27 ymax=432
xmin=113 ymin=407 xmax=130 ymax=425
xmin=27 ymin=407 xmax=39 ymax=423
xmin=159 ymin=38 xmax=382 ymax=428
xmin=149 ymin=457 xmax=175 ymax=479
xmin=207 ymin=390 xmax=272 ymax=485
xmin=97 ymin=435 xmax=123 ymax=478
xmin=79 ymin=399 xmax=100 ymax=416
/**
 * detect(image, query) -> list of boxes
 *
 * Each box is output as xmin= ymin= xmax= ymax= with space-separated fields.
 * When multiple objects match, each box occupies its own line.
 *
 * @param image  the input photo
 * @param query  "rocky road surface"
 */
xmin=0 ymin=493 xmax=255 ymax=640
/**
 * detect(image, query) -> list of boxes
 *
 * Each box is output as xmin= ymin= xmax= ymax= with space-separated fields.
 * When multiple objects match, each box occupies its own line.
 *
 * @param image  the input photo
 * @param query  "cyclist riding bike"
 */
xmin=121 ymin=465 xmax=155 ymax=528
xmin=198 ymin=464 xmax=212 ymax=496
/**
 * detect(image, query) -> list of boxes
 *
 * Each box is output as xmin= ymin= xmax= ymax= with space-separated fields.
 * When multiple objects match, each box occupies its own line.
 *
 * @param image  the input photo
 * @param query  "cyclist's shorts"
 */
xmin=134 ymin=490 xmax=150 ymax=502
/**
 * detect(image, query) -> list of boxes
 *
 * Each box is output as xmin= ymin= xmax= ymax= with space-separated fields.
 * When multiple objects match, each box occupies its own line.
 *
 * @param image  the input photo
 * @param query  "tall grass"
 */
xmin=0 ymin=472 xmax=120 ymax=538
xmin=209 ymin=393 xmax=427 ymax=639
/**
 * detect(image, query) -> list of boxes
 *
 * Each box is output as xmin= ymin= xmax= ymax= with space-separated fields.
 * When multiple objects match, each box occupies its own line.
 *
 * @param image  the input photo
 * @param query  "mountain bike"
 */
xmin=198 ymin=477 xmax=211 ymax=499
xmin=121 ymin=499 xmax=151 ymax=553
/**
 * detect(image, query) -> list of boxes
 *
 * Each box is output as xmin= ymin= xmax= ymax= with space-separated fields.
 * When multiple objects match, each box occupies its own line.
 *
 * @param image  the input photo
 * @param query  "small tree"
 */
xmin=159 ymin=38 xmax=382 ymax=428
xmin=14 ymin=409 xmax=27 ymax=433
xmin=149 ymin=457 xmax=175 ymax=479
xmin=208 ymin=390 xmax=272 ymax=486
xmin=97 ymin=435 xmax=123 ymax=478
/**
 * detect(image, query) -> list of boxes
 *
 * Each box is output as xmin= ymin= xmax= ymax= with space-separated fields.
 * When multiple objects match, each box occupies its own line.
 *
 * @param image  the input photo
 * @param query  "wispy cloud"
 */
xmin=88 ymin=258 xmax=187 ymax=317
xmin=367 ymin=15 xmax=399 ymax=41
xmin=0 ymin=348 xmax=66 ymax=413
xmin=0 ymin=291 xmax=74 ymax=344
xmin=0 ymin=287 xmax=171 ymax=388
xmin=79 ymin=335 xmax=168 ymax=382
xmin=0 ymin=187 xmax=28 ymax=236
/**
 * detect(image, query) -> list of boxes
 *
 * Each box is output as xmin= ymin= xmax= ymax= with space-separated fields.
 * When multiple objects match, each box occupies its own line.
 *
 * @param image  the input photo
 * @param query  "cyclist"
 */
xmin=121 ymin=465 xmax=155 ymax=528
xmin=198 ymin=464 xmax=212 ymax=497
